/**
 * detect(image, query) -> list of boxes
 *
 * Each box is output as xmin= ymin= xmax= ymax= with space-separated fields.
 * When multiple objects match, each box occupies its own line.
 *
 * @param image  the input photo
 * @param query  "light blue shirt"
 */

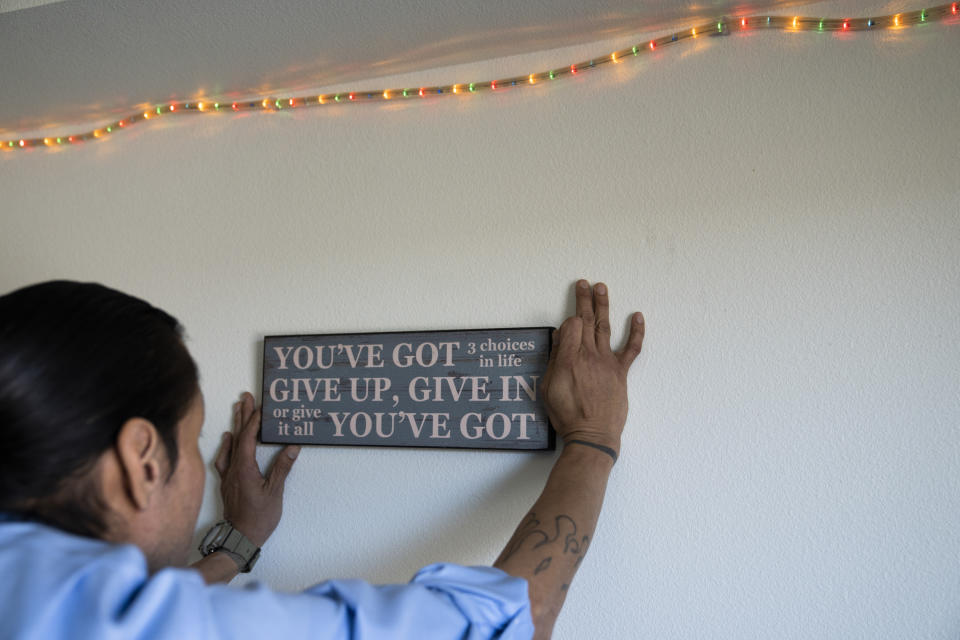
xmin=0 ymin=516 xmax=533 ymax=639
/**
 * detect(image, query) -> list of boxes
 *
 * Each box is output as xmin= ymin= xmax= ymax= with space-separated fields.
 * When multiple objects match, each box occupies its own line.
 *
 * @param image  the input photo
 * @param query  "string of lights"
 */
xmin=3 ymin=3 xmax=957 ymax=152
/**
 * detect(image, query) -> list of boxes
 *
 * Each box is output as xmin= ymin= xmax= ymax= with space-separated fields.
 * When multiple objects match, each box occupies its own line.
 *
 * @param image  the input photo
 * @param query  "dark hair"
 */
xmin=0 ymin=281 xmax=199 ymax=538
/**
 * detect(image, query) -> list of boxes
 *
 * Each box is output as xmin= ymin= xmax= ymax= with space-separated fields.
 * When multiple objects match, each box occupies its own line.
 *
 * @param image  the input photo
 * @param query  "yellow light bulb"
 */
xmin=611 ymin=53 xmax=617 ymax=64
xmin=452 ymin=85 xmax=458 ymax=93
xmin=692 ymin=28 xmax=697 ymax=36
xmin=528 ymin=74 xmax=535 ymax=84
xmin=793 ymin=16 xmax=798 ymax=28
xmin=198 ymin=102 xmax=205 ymax=111
xmin=383 ymin=90 xmax=389 ymax=99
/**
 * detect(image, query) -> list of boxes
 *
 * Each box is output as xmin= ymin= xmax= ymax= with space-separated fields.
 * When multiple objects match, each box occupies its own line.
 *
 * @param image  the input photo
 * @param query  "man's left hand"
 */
xmin=213 ymin=392 xmax=300 ymax=548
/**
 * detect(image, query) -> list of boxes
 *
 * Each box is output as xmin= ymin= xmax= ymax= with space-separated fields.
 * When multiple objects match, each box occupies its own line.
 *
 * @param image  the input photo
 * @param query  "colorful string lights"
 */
xmin=3 ymin=3 xmax=956 ymax=152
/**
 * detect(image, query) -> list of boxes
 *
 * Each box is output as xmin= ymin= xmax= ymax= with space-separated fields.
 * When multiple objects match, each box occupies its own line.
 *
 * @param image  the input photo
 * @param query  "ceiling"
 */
xmin=1 ymin=0 xmax=816 ymax=136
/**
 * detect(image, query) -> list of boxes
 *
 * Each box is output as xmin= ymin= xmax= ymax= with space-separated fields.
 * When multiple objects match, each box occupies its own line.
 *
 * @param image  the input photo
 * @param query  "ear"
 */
xmin=115 ymin=418 xmax=165 ymax=510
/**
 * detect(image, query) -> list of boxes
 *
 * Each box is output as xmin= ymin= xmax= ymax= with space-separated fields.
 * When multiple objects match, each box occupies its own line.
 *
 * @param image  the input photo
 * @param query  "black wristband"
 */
xmin=565 ymin=439 xmax=618 ymax=463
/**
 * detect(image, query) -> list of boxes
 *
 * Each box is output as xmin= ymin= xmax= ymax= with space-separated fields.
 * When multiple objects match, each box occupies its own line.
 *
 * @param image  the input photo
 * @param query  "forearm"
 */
xmin=191 ymin=552 xmax=240 ymax=585
xmin=494 ymin=444 xmax=614 ymax=639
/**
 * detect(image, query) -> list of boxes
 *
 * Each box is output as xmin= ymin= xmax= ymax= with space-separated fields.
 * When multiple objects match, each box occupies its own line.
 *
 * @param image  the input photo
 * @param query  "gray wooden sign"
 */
xmin=260 ymin=327 xmax=555 ymax=450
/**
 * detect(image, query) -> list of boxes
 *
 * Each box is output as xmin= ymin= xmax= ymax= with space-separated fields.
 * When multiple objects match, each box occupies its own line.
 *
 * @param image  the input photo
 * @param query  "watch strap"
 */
xmin=199 ymin=520 xmax=261 ymax=573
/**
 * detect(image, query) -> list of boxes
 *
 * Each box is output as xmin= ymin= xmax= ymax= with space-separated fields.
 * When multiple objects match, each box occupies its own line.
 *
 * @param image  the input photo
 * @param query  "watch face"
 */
xmin=200 ymin=521 xmax=228 ymax=553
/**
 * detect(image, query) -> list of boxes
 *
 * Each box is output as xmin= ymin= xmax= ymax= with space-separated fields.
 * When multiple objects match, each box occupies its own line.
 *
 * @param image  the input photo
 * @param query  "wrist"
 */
xmin=221 ymin=515 xmax=268 ymax=548
xmin=561 ymin=439 xmax=618 ymax=469
xmin=558 ymin=425 xmax=621 ymax=457
xmin=192 ymin=551 xmax=240 ymax=585
xmin=199 ymin=520 xmax=262 ymax=573
xmin=564 ymin=438 xmax=618 ymax=464
xmin=207 ymin=551 xmax=242 ymax=579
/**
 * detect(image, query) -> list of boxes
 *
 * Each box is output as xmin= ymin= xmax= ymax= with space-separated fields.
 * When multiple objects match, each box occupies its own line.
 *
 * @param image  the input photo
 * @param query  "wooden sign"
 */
xmin=260 ymin=328 xmax=555 ymax=451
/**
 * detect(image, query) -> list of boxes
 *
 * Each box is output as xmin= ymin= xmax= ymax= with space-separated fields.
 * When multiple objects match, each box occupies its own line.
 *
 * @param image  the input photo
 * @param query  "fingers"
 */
xmin=267 ymin=446 xmax=301 ymax=493
xmin=574 ymin=279 xmax=596 ymax=350
xmin=557 ymin=316 xmax=582 ymax=365
xmin=214 ymin=432 xmax=233 ymax=479
xmin=239 ymin=392 xmax=255 ymax=433
xmin=617 ymin=312 xmax=645 ymax=370
xmin=231 ymin=392 xmax=263 ymax=468
xmin=593 ymin=282 xmax=612 ymax=353
xmin=238 ymin=405 xmax=262 ymax=455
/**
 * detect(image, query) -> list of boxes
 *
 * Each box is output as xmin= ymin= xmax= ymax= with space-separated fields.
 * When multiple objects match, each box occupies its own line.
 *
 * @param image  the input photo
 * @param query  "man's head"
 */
xmin=0 ymin=281 xmax=204 ymax=569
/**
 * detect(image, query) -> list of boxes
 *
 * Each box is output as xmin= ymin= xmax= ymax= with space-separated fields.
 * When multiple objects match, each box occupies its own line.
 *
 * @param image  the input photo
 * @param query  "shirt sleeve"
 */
xmin=2 ymin=521 xmax=533 ymax=640
xmin=156 ymin=561 xmax=533 ymax=640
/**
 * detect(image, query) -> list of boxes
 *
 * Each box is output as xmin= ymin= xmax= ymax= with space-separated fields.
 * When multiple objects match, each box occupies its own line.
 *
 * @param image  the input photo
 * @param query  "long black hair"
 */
xmin=0 ymin=281 xmax=199 ymax=538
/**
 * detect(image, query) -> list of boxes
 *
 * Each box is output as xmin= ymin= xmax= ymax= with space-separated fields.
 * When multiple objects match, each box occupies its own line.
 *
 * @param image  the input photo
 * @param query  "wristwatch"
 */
xmin=199 ymin=520 xmax=261 ymax=573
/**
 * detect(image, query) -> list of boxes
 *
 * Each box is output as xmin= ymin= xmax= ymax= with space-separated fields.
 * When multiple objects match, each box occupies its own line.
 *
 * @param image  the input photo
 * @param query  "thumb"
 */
xmin=267 ymin=445 xmax=301 ymax=492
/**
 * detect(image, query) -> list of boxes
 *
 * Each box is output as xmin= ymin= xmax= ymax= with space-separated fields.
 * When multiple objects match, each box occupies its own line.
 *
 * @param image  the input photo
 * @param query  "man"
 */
xmin=0 ymin=279 xmax=643 ymax=639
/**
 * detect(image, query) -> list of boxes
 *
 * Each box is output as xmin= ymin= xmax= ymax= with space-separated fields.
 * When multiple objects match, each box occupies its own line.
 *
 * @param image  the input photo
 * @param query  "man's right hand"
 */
xmin=542 ymin=279 xmax=645 ymax=458
xmin=495 ymin=279 xmax=644 ymax=639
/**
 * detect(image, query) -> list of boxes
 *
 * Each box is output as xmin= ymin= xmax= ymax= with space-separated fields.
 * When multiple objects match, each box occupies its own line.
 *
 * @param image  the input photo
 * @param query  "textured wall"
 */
xmin=1 ymin=10 xmax=959 ymax=639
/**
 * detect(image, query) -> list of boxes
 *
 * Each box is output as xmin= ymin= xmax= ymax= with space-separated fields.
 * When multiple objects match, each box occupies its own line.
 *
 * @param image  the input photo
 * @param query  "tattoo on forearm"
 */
xmin=500 ymin=512 xmax=591 ymax=586
xmin=534 ymin=557 xmax=552 ymax=574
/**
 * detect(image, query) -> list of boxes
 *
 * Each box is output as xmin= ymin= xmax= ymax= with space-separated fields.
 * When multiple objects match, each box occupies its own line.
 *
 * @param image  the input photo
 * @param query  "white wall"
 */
xmin=2 ymin=8 xmax=959 ymax=638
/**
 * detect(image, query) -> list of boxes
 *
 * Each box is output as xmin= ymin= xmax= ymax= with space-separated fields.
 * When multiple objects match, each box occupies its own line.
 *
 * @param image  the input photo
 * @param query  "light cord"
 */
xmin=3 ymin=4 xmax=956 ymax=153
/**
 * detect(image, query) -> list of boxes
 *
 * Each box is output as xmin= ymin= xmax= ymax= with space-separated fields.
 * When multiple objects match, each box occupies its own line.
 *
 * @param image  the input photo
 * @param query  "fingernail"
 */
xmin=635 ymin=312 xmax=644 ymax=324
xmin=578 ymin=280 xmax=589 ymax=289
xmin=287 ymin=446 xmax=301 ymax=460
xmin=595 ymin=283 xmax=606 ymax=295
